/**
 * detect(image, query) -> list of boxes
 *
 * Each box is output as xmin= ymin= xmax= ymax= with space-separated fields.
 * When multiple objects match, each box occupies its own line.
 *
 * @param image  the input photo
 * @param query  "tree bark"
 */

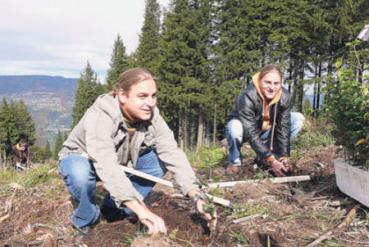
xmin=316 ymin=61 xmax=322 ymax=117
xmin=313 ymin=62 xmax=318 ymax=116
xmin=196 ymin=105 xmax=204 ymax=151
xmin=213 ymin=103 xmax=217 ymax=145
xmin=178 ymin=108 xmax=184 ymax=149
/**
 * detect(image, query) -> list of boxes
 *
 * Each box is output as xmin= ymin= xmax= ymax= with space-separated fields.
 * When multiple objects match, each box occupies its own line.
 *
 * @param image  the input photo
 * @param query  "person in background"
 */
xmin=225 ymin=64 xmax=305 ymax=177
xmin=12 ymin=137 xmax=32 ymax=171
xmin=58 ymin=68 xmax=214 ymax=235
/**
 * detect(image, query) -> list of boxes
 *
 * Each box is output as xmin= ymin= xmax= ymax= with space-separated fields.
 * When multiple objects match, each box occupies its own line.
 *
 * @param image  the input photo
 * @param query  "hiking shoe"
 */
xmin=69 ymin=216 xmax=93 ymax=236
xmin=15 ymin=163 xmax=26 ymax=171
xmin=225 ymin=165 xmax=241 ymax=175
xmin=101 ymin=205 xmax=127 ymax=223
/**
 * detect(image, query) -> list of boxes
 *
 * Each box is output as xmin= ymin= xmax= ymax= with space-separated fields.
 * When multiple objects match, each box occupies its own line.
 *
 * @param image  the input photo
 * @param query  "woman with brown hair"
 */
xmin=59 ymin=68 xmax=213 ymax=234
xmin=225 ymin=64 xmax=305 ymax=176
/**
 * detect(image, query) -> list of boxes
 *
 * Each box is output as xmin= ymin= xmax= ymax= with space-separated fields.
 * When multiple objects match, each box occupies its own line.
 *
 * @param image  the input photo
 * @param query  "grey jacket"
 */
xmin=59 ymin=94 xmax=199 ymax=206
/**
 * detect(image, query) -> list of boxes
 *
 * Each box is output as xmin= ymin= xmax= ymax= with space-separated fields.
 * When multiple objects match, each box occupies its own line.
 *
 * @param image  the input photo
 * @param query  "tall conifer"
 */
xmin=159 ymin=0 xmax=213 ymax=148
xmin=134 ymin=0 xmax=161 ymax=74
xmin=106 ymin=35 xmax=129 ymax=90
xmin=72 ymin=62 xmax=104 ymax=127
xmin=53 ymin=131 xmax=63 ymax=160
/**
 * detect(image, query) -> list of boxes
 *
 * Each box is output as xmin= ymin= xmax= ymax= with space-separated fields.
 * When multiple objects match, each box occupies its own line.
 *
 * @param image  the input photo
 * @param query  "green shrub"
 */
xmin=232 ymin=203 xmax=269 ymax=219
xmin=325 ymin=59 xmax=369 ymax=166
xmin=31 ymin=145 xmax=52 ymax=163
xmin=291 ymin=117 xmax=335 ymax=150
xmin=187 ymin=146 xmax=225 ymax=169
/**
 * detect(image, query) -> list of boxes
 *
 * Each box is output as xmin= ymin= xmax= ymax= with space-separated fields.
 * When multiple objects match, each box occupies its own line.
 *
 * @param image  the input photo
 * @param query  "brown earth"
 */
xmin=1 ymin=144 xmax=369 ymax=246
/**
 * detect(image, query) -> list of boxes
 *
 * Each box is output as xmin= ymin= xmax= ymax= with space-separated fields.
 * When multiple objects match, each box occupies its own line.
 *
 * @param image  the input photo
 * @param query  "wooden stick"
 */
xmin=123 ymin=166 xmax=174 ymax=188
xmin=232 ymin=214 xmax=260 ymax=224
xmin=0 ymin=214 xmax=10 ymax=223
xmin=205 ymin=193 xmax=232 ymax=208
xmin=305 ymin=205 xmax=359 ymax=247
xmin=0 ymin=188 xmax=17 ymax=224
xmin=208 ymin=175 xmax=311 ymax=188
xmin=122 ymin=166 xmax=232 ymax=208
xmin=337 ymin=205 xmax=359 ymax=229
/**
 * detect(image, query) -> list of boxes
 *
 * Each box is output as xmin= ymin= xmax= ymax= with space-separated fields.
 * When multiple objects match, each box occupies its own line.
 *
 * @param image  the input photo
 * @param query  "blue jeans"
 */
xmin=59 ymin=149 xmax=165 ymax=228
xmin=226 ymin=112 xmax=305 ymax=166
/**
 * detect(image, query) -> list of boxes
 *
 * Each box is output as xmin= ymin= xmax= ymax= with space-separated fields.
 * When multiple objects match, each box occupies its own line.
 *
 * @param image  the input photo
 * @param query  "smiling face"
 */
xmin=259 ymin=71 xmax=282 ymax=101
xmin=118 ymin=79 xmax=157 ymax=122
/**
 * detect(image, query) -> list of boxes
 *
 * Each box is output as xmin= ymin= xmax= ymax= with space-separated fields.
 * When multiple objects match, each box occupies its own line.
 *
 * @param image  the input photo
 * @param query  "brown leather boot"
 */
xmin=226 ymin=165 xmax=241 ymax=175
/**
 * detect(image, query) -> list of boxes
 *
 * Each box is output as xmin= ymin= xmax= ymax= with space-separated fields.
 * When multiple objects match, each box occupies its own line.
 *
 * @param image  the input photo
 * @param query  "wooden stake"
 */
xmin=123 ymin=166 xmax=174 ymax=188
xmin=122 ymin=166 xmax=232 ymax=208
xmin=232 ymin=214 xmax=260 ymax=224
xmin=208 ymin=175 xmax=311 ymax=188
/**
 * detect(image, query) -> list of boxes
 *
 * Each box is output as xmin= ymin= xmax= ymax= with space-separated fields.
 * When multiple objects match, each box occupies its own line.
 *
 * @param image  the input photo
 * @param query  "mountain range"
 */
xmin=0 ymin=75 xmax=78 ymax=145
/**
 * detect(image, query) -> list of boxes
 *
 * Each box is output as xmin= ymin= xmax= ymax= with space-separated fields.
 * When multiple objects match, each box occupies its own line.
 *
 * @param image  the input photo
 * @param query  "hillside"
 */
xmin=0 ymin=75 xmax=78 ymax=145
xmin=0 ymin=121 xmax=369 ymax=246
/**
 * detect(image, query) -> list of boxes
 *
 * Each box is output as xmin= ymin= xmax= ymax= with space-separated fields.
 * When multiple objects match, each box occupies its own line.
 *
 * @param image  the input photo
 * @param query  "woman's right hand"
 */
xmin=125 ymin=200 xmax=167 ymax=234
xmin=271 ymin=159 xmax=289 ymax=177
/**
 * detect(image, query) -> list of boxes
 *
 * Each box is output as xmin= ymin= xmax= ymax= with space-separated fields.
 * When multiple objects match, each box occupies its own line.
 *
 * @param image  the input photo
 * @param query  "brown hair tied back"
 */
xmin=112 ymin=68 xmax=155 ymax=96
xmin=258 ymin=64 xmax=283 ymax=81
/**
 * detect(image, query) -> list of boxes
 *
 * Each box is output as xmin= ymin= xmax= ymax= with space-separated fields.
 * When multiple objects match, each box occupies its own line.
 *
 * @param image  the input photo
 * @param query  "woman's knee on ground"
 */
xmin=226 ymin=119 xmax=244 ymax=143
xmin=290 ymin=112 xmax=305 ymax=138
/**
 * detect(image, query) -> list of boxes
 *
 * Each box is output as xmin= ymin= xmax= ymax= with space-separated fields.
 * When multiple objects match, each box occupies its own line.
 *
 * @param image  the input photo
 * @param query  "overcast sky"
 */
xmin=0 ymin=0 xmax=169 ymax=81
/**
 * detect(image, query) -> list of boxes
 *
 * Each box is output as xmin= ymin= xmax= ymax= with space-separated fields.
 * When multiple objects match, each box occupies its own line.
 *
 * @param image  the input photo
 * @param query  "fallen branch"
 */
xmin=208 ymin=175 xmax=311 ymax=188
xmin=0 ymin=188 xmax=17 ymax=224
xmin=0 ymin=214 xmax=10 ymax=223
xmin=305 ymin=204 xmax=359 ymax=247
xmin=123 ymin=167 xmax=232 ymax=208
xmin=337 ymin=205 xmax=359 ymax=229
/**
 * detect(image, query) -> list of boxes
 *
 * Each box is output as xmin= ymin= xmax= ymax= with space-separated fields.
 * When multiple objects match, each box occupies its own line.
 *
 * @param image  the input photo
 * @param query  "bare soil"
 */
xmin=1 ymin=144 xmax=369 ymax=246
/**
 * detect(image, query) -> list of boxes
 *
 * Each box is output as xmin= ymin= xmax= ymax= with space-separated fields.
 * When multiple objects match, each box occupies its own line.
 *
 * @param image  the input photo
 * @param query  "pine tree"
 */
xmin=0 ymin=98 xmax=36 ymax=165
xmin=45 ymin=140 xmax=52 ymax=160
xmin=134 ymin=0 xmax=161 ymax=74
xmin=158 ymin=0 xmax=213 ymax=148
xmin=106 ymin=35 xmax=129 ymax=91
xmin=53 ymin=131 xmax=64 ymax=160
xmin=13 ymin=100 xmax=36 ymax=144
xmin=0 ymin=98 xmax=10 ymax=164
xmin=72 ymin=62 xmax=104 ymax=127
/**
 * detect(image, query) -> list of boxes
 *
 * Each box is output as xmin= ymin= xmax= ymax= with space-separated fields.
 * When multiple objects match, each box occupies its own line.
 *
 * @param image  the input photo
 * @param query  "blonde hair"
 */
xmin=258 ymin=64 xmax=283 ymax=81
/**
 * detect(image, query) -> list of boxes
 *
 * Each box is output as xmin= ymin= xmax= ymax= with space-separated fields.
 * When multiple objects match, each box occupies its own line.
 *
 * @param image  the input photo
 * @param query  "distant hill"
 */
xmin=0 ymin=75 xmax=78 ymax=145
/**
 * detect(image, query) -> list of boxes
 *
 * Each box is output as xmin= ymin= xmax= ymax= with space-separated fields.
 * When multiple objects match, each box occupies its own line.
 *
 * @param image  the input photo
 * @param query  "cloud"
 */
xmin=0 ymin=0 xmax=169 ymax=81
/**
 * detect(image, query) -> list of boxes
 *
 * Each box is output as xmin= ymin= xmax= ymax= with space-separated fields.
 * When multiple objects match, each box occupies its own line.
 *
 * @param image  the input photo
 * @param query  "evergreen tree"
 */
xmin=13 ymin=100 xmax=36 ymax=144
xmin=0 ymin=98 xmax=10 ymax=163
xmin=0 ymin=98 xmax=36 ymax=164
xmin=134 ymin=0 xmax=161 ymax=74
xmin=53 ymin=131 xmax=64 ymax=160
xmin=72 ymin=62 xmax=104 ymax=127
xmin=106 ymin=35 xmax=129 ymax=90
xmin=158 ymin=0 xmax=213 ymax=148
xmin=44 ymin=140 xmax=52 ymax=160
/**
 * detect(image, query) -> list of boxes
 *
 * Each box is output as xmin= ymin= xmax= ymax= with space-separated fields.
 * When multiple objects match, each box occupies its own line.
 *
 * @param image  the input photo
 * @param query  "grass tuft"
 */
xmin=232 ymin=203 xmax=270 ymax=219
xmin=0 ymin=162 xmax=60 ymax=196
xmin=188 ymin=146 xmax=226 ymax=169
